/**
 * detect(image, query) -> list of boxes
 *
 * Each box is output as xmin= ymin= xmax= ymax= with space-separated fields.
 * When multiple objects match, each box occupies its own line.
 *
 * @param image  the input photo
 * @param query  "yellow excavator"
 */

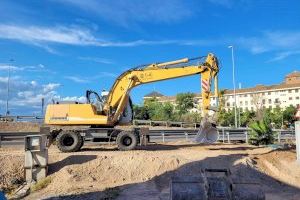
xmin=44 ymin=53 xmax=219 ymax=152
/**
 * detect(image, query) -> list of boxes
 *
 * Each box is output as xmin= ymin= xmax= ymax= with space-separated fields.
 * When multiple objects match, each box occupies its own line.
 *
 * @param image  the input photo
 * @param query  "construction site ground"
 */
xmin=1 ymin=141 xmax=300 ymax=200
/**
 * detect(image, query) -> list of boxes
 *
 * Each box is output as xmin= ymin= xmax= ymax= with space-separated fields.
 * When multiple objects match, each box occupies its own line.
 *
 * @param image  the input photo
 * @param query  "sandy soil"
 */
xmin=0 ymin=122 xmax=40 ymax=132
xmin=1 ymin=142 xmax=300 ymax=200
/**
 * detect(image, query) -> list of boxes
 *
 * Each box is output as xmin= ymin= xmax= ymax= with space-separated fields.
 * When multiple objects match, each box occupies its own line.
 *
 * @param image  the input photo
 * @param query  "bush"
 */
xmin=249 ymin=120 xmax=274 ymax=145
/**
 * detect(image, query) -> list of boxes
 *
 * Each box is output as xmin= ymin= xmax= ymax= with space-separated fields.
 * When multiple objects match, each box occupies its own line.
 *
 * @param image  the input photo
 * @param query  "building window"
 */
xmin=268 ymin=92 xmax=271 ymax=95
xmin=288 ymin=90 xmax=292 ymax=93
xmin=268 ymin=99 xmax=271 ymax=104
xmin=227 ymin=102 xmax=230 ymax=107
xmin=289 ymin=97 xmax=292 ymax=100
xmin=296 ymin=97 xmax=299 ymax=100
xmin=240 ymin=101 xmax=243 ymax=106
xmin=244 ymin=94 xmax=247 ymax=97
xmin=245 ymin=101 xmax=248 ymax=106
xmin=296 ymin=89 xmax=299 ymax=93
xmin=262 ymin=99 xmax=265 ymax=104
xmin=275 ymin=98 xmax=279 ymax=103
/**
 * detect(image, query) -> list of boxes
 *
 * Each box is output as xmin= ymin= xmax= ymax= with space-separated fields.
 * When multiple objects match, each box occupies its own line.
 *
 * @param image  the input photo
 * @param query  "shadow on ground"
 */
xmin=207 ymin=146 xmax=264 ymax=151
xmin=44 ymin=150 xmax=300 ymax=200
xmin=48 ymin=155 xmax=97 ymax=174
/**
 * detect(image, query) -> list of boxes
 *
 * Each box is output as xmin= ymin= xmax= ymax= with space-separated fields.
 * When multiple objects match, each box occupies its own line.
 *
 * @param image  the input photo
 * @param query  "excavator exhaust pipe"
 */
xmin=194 ymin=118 xmax=218 ymax=143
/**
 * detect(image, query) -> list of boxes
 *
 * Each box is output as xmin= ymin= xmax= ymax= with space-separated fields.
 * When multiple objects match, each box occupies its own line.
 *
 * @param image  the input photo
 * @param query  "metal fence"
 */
xmin=0 ymin=126 xmax=295 ymax=147
xmin=149 ymin=128 xmax=295 ymax=143
xmin=0 ymin=115 xmax=44 ymax=123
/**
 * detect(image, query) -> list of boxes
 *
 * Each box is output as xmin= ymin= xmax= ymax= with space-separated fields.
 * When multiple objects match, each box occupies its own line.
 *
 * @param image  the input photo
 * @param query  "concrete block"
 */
xmin=24 ymin=150 xmax=48 ymax=168
xmin=170 ymin=176 xmax=207 ymax=200
xmin=25 ymin=167 xmax=47 ymax=182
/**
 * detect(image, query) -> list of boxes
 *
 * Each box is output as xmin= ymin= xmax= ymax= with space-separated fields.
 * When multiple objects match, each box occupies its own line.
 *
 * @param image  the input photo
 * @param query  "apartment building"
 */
xmin=143 ymin=71 xmax=300 ymax=112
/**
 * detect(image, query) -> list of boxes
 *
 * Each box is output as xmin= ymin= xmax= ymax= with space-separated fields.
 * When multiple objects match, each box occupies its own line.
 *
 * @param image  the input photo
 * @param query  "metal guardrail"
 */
xmin=133 ymin=120 xmax=200 ymax=128
xmin=0 ymin=127 xmax=295 ymax=147
xmin=0 ymin=115 xmax=44 ymax=122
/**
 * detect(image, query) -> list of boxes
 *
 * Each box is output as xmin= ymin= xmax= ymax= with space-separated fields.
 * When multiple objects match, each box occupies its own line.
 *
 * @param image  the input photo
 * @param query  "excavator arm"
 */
xmin=105 ymin=53 xmax=219 ymax=124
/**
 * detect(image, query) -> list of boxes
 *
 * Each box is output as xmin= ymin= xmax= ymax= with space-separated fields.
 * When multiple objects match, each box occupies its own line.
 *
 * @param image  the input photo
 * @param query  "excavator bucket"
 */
xmin=195 ymin=118 xmax=218 ymax=143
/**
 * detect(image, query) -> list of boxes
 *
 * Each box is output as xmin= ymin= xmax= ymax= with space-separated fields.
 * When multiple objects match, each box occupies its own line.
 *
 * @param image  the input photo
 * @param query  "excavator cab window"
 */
xmin=86 ymin=90 xmax=104 ymax=114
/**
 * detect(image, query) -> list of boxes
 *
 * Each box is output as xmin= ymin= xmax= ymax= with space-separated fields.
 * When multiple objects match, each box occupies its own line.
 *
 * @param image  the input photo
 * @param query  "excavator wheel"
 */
xmin=116 ymin=131 xmax=138 ymax=151
xmin=56 ymin=131 xmax=83 ymax=152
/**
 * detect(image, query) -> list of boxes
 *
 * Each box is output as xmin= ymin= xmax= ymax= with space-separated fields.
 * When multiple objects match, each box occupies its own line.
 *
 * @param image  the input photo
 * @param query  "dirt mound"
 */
xmin=1 ymin=143 xmax=300 ymax=200
xmin=253 ymin=149 xmax=300 ymax=188
xmin=0 ymin=122 xmax=40 ymax=132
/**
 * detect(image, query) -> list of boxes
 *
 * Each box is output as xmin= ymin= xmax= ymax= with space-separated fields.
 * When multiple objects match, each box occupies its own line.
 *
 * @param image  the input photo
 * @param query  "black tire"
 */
xmin=56 ymin=131 xmax=83 ymax=152
xmin=79 ymin=137 xmax=84 ymax=149
xmin=116 ymin=131 xmax=138 ymax=151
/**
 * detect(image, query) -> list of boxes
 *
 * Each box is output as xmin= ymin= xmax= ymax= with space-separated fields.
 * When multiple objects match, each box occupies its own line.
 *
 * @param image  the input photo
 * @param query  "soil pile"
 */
xmin=0 ymin=122 xmax=40 ymax=132
xmin=1 ymin=142 xmax=300 ymax=200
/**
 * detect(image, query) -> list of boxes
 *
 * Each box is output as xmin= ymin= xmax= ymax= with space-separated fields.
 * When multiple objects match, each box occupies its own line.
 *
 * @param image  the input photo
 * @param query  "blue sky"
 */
xmin=0 ymin=0 xmax=299 ymax=115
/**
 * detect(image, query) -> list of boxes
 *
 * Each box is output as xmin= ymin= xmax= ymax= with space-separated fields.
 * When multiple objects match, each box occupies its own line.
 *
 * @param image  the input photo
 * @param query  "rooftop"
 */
xmin=145 ymin=71 xmax=300 ymax=101
xmin=144 ymin=91 xmax=164 ymax=98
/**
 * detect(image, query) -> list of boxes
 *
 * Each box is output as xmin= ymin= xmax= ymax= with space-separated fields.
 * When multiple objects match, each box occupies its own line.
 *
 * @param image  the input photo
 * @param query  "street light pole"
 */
xmin=228 ymin=45 xmax=238 ymax=128
xmin=5 ymin=59 xmax=13 ymax=116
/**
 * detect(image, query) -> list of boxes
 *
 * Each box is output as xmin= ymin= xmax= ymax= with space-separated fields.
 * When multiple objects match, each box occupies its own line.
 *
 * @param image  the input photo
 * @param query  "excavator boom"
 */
xmin=105 ymin=53 xmax=219 ymax=124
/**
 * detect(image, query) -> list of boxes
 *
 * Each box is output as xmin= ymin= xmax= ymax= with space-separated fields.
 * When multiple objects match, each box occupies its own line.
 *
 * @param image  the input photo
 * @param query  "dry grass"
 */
xmin=30 ymin=176 xmax=52 ymax=193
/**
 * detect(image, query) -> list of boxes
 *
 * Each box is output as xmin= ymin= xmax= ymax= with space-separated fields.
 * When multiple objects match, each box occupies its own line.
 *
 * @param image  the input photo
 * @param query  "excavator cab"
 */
xmin=86 ymin=90 xmax=104 ymax=114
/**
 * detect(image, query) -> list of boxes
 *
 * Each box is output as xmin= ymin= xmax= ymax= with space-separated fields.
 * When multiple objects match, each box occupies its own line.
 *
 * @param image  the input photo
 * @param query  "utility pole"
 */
xmin=41 ymin=98 xmax=45 ymax=116
xmin=6 ymin=59 xmax=14 ymax=116
xmin=228 ymin=46 xmax=238 ymax=128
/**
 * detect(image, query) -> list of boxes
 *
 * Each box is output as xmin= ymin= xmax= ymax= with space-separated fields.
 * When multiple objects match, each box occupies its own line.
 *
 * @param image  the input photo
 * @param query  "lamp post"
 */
xmin=228 ymin=46 xmax=238 ymax=128
xmin=5 ymin=59 xmax=14 ymax=116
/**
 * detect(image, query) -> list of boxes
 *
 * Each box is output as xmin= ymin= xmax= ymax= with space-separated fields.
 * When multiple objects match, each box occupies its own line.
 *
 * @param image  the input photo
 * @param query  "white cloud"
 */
xmin=0 ymin=24 xmax=99 ymax=45
xmin=43 ymin=83 xmax=60 ymax=93
xmin=0 ymin=76 xmax=61 ymax=115
xmin=78 ymin=56 xmax=113 ymax=64
xmin=95 ymin=72 xmax=117 ymax=78
xmin=0 ymin=24 xmax=192 ymax=48
xmin=65 ymin=76 xmax=90 ymax=83
xmin=65 ymin=72 xmax=117 ymax=83
xmin=1 ymin=23 xmax=300 ymax=63
xmin=267 ymin=50 xmax=300 ymax=62
xmin=60 ymin=96 xmax=87 ymax=103
xmin=0 ymin=63 xmax=49 ymax=72
xmin=237 ymin=31 xmax=300 ymax=54
xmin=55 ymin=0 xmax=193 ymax=26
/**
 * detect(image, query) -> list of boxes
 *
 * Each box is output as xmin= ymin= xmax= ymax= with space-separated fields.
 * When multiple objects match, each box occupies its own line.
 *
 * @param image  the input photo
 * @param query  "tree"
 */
xmin=271 ymin=107 xmax=283 ymax=128
xmin=133 ymin=104 xmax=149 ymax=120
xmin=180 ymin=112 xmax=202 ymax=123
xmin=176 ymin=92 xmax=195 ymax=115
xmin=249 ymin=120 xmax=274 ymax=145
xmin=217 ymin=109 xmax=235 ymax=127
xmin=240 ymin=110 xmax=255 ymax=127
xmin=251 ymin=93 xmax=265 ymax=120
xmin=283 ymin=105 xmax=297 ymax=126
xmin=138 ymin=98 xmax=177 ymax=121
xmin=162 ymin=102 xmax=174 ymax=120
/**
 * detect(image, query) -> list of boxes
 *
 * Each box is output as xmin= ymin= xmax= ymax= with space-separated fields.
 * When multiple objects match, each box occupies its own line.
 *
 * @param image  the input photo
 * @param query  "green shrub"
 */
xmin=249 ymin=120 xmax=274 ymax=145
